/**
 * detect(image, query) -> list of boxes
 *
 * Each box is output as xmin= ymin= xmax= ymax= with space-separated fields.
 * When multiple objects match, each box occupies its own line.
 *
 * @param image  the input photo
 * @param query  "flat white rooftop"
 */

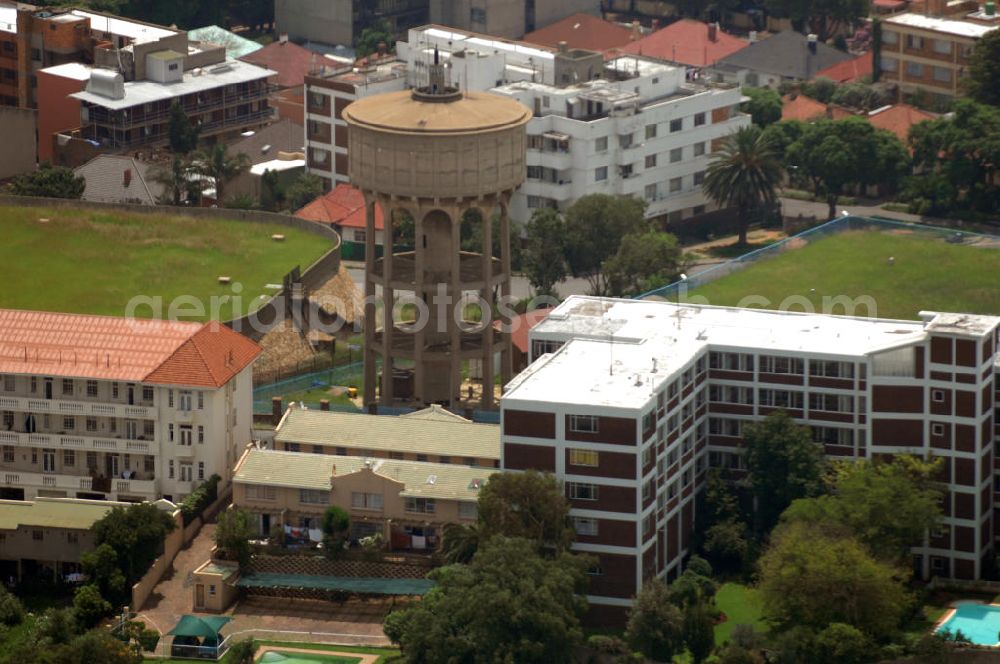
xmin=0 ymin=3 xmax=14 ymax=34
xmin=416 ymin=26 xmax=555 ymax=62
xmin=250 ymin=158 xmax=305 ymax=175
xmin=40 ymin=62 xmax=93 ymax=81
xmin=70 ymin=9 xmax=176 ymax=43
xmin=884 ymin=12 xmax=999 ymax=39
xmin=503 ymin=296 xmax=998 ymax=409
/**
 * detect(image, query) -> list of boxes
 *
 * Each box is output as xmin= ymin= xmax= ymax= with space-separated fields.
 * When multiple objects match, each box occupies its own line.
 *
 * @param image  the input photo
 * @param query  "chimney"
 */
xmin=632 ymin=19 xmax=641 ymax=40
xmin=708 ymin=22 xmax=718 ymax=42
xmin=557 ymin=40 xmax=568 ymax=53
xmin=279 ymin=32 xmax=288 ymax=44
xmin=123 ymin=169 xmax=131 ymax=187
xmin=807 ymin=33 xmax=818 ymax=54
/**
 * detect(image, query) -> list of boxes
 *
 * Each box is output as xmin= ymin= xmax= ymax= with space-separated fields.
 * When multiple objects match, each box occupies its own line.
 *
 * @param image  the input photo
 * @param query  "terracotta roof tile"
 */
xmin=0 ymin=310 xmax=260 ymax=387
xmin=814 ymin=52 xmax=873 ymax=83
xmin=867 ymin=103 xmax=935 ymax=141
xmin=781 ymin=94 xmax=854 ymax=122
xmin=295 ymin=183 xmax=384 ymax=231
xmin=240 ymin=40 xmax=317 ymax=88
xmin=522 ymin=13 xmax=637 ymax=53
xmin=619 ymin=19 xmax=748 ymax=67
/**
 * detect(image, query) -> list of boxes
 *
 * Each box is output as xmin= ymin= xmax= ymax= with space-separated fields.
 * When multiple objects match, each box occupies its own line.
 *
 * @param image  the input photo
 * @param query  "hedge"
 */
xmin=179 ymin=474 xmax=221 ymax=525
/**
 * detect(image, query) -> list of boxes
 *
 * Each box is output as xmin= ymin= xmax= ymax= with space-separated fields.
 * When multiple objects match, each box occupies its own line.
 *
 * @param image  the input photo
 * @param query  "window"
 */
xmin=142 ymin=386 xmax=154 ymax=402
xmin=209 ymin=584 xmax=216 ymax=596
xmin=569 ymin=448 xmax=599 ymax=467
xmin=197 ymin=392 xmax=204 ymax=409
xmin=670 ymin=147 xmax=682 ymax=163
xmin=932 ymin=389 xmax=945 ymax=403
xmin=759 ymin=389 xmax=804 ymax=409
xmin=595 ymin=166 xmax=608 ymax=182
xmin=32 ymin=530 xmax=43 ymax=541
xmin=87 ymin=452 xmax=97 ymax=470
xmin=63 ymin=450 xmax=75 ymax=467
xmin=470 ymin=6 xmax=487 ymax=23
xmin=568 ymin=482 xmax=599 ymax=500
xmin=2 ymin=446 xmax=12 ymax=463
xmin=351 ymin=492 xmax=383 ymax=510
xmin=416 ymin=453 xmax=428 ymax=462
xmin=459 ymin=501 xmax=477 ymax=519
xmin=645 ymin=154 xmax=657 ymax=168
xmin=569 ymin=415 xmax=599 ymax=433
xmin=405 ymin=497 xmax=436 ymax=513
xmin=179 ymin=390 xmax=192 ymax=411
xmin=168 ymin=423 xmax=174 ymax=442
xmin=693 ymin=142 xmax=706 ymax=157
xmin=883 ymin=30 xmax=898 ymax=44
xmin=439 ymin=456 xmax=451 ymax=464
xmin=694 ymin=112 xmax=706 ymax=126
xmin=1 ymin=412 xmax=11 ymax=429
xmin=906 ymin=62 xmax=924 ymax=77
xmin=179 ymin=463 xmax=193 ymax=482
xmin=931 ymin=423 xmax=945 ymax=437
xmin=760 ymin=356 xmax=804 ymax=374
xmin=933 ymin=39 xmax=952 ymax=54
xmin=531 ymin=339 xmax=563 ymax=358
xmin=645 ymin=183 xmax=658 ymax=200
xmin=197 ymin=426 xmax=204 ymax=444
xmin=246 ymin=485 xmax=276 ymax=500
xmin=145 ymin=456 xmax=155 ymax=473
xmin=669 ymin=177 xmax=682 ymax=193
xmin=30 ymin=377 xmax=36 ymax=393
xmin=693 ymin=171 xmax=705 ymax=185
xmin=527 ymin=165 xmax=543 ymax=179
xmin=808 ymin=393 xmax=854 ymax=413
xmin=809 ymin=361 xmax=855 ymax=378
xmin=619 ymin=133 xmax=633 ymax=149
xmin=299 ymin=489 xmax=329 ymax=504
xmin=144 ymin=420 xmax=154 ymax=437
xmin=906 ymin=34 xmax=924 ymax=49
xmin=196 ymin=461 xmax=204 ymax=480
xmin=179 ymin=425 xmax=193 ymax=446
xmin=2 ymin=375 xmax=13 ymax=392
xmin=86 ymin=380 xmax=98 ymax=397
xmin=62 ymin=379 xmax=73 ymax=395
xmin=933 ymin=66 xmax=951 ymax=83
xmin=168 ymin=390 xmax=174 ymax=408
xmin=67 ymin=532 xmax=78 ymax=544
xmin=63 ymin=416 xmax=75 ymax=431
xmin=619 ymin=164 xmax=633 ymax=178
xmin=595 ymin=136 xmax=608 ymax=152
xmin=574 ymin=517 xmax=598 ymax=536
xmin=168 ymin=459 xmax=175 ymax=479
xmin=669 ymin=118 xmax=682 ymax=132
xmin=645 ymin=124 xmax=657 ymax=139
xmin=86 ymin=417 xmax=97 ymax=432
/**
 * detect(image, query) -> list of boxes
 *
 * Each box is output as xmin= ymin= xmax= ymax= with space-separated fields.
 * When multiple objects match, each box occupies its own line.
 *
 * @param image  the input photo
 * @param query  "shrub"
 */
xmin=0 ymin=587 xmax=24 ymax=626
xmin=138 ymin=627 xmax=160 ymax=652
xmin=587 ymin=634 xmax=630 ymax=655
xmin=37 ymin=607 xmax=77 ymax=645
xmin=229 ymin=638 xmax=258 ymax=664
xmin=73 ymin=584 xmax=112 ymax=628
xmin=179 ymin=474 xmax=221 ymax=525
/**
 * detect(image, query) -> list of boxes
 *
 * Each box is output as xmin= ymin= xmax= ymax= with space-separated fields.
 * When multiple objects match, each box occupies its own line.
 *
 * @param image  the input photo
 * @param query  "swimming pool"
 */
xmin=936 ymin=601 xmax=1000 ymax=646
xmin=258 ymin=650 xmax=361 ymax=664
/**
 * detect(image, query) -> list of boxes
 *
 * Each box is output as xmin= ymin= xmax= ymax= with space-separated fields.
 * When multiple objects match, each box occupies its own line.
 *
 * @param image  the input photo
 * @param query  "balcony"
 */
xmin=0 ymin=394 xmax=151 ymax=419
xmin=0 ymin=471 xmax=156 ymax=496
xmin=0 ymin=431 xmax=153 ymax=454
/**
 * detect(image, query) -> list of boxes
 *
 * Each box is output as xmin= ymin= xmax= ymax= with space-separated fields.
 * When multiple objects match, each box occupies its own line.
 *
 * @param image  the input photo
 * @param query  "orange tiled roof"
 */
xmin=619 ymin=19 xmax=748 ymax=67
xmin=522 ymin=13 xmax=637 ymax=53
xmin=813 ymin=52 xmax=873 ymax=83
xmin=867 ymin=103 xmax=935 ymax=142
xmin=295 ymin=183 xmax=384 ymax=231
xmin=781 ymin=94 xmax=854 ymax=122
xmin=0 ymin=310 xmax=260 ymax=387
xmin=240 ymin=40 xmax=316 ymax=88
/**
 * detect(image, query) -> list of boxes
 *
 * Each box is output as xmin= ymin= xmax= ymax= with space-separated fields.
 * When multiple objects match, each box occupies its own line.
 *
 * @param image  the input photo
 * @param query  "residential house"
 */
xmin=814 ymin=51 xmax=873 ymax=83
xmin=273 ymin=405 xmax=500 ymax=469
xmin=501 ymin=295 xmax=999 ymax=623
xmin=74 ymin=154 xmax=165 ymax=205
xmin=867 ymin=102 xmax=935 ymax=141
xmin=522 ymin=12 xmax=639 ymax=54
xmin=620 ymin=20 xmax=749 ymax=69
xmin=0 ymin=310 xmax=261 ymax=503
xmin=709 ymin=31 xmax=854 ymax=88
xmin=780 ymin=93 xmax=854 ymax=122
xmin=232 ymin=447 xmax=495 ymax=547
xmin=224 ymin=118 xmax=305 ymax=205
xmin=294 ymin=183 xmax=385 ymax=260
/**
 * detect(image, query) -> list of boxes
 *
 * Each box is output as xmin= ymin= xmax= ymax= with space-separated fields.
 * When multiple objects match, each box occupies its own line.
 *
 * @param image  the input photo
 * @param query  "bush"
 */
xmin=73 ymin=584 xmax=112 ymax=628
xmin=0 ymin=587 xmax=24 ymax=626
xmin=587 ymin=634 xmax=630 ymax=655
xmin=229 ymin=637 xmax=258 ymax=664
xmin=37 ymin=607 xmax=78 ymax=645
xmin=179 ymin=474 xmax=221 ymax=525
xmin=138 ymin=627 xmax=160 ymax=652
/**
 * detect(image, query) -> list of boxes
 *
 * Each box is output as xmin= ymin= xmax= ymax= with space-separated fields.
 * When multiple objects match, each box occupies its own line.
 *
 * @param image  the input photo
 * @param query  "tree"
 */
xmin=193 ymin=143 xmax=250 ymax=205
xmin=743 ymin=411 xmax=824 ymax=534
xmin=966 ymin=29 xmax=1000 ymax=106
xmin=441 ymin=522 xmax=480 ymax=564
xmin=802 ymin=77 xmax=837 ymax=103
xmin=73 ymin=584 xmax=112 ymax=628
xmin=522 ymin=207 xmax=567 ymax=297
xmin=477 ymin=470 xmax=574 ymax=553
xmin=7 ymin=164 xmax=85 ymax=199
xmin=762 ymin=0 xmax=867 ymax=41
xmin=626 ymin=578 xmax=685 ymax=662
xmin=830 ymin=81 xmax=891 ymax=112
xmin=37 ymin=607 xmax=78 ymax=646
xmin=80 ymin=543 xmax=126 ymax=601
xmin=59 ymin=627 xmax=143 ymax=664
xmin=90 ymin=503 xmax=175 ymax=592
xmin=321 ymin=505 xmax=351 ymax=558
xmin=215 ymin=508 xmax=255 ymax=571
xmin=562 ymin=194 xmax=648 ymax=295
xmin=603 ymin=230 xmax=685 ymax=297
xmin=228 ymin=638 xmax=258 ymax=664
xmin=704 ymin=520 xmax=750 ymax=574
xmin=684 ymin=601 xmax=716 ymax=664
xmin=355 ymin=18 xmax=394 ymax=58
xmin=703 ymin=126 xmax=782 ymax=246
xmin=758 ymin=521 xmax=911 ymax=638
xmin=813 ymin=623 xmax=870 ymax=664
xmin=781 ymin=456 xmax=942 ymax=565
xmin=284 ymin=173 xmax=324 ymax=211
xmin=152 ymin=156 xmax=198 ymax=206
xmin=742 ymin=87 xmax=783 ymax=127
xmin=0 ymin=587 xmax=23 ymax=626
xmin=384 ymin=537 xmax=590 ymax=664
xmin=260 ymin=169 xmax=285 ymax=211
xmin=167 ymin=102 xmax=199 ymax=155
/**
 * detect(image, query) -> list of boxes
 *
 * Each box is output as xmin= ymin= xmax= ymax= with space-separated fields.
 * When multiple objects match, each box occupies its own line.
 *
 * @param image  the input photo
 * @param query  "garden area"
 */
xmin=0 ymin=206 xmax=333 ymax=321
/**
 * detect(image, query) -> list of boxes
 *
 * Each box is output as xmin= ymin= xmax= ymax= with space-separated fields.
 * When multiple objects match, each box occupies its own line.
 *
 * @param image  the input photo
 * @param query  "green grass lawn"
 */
xmin=0 ymin=206 xmax=332 ymax=321
xmin=714 ymin=583 xmax=768 ymax=646
xmin=689 ymin=230 xmax=1000 ymax=321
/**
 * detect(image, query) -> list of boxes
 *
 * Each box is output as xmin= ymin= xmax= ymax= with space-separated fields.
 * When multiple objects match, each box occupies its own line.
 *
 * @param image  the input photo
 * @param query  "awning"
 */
xmin=235 ymin=572 xmax=434 ymax=596
xmin=167 ymin=615 xmax=232 ymax=638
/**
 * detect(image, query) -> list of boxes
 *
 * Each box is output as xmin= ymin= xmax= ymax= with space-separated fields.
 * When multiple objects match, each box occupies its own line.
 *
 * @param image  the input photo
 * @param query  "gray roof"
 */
xmin=275 ymin=407 xmax=501 ymax=460
xmin=713 ymin=31 xmax=853 ymax=80
xmin=230 ymin=118 xmax=304 ymax=166
xmin=75 ymin=154 xmax=166 ymax=205
xmin=235 ymin=448 xmax=494 ymax=501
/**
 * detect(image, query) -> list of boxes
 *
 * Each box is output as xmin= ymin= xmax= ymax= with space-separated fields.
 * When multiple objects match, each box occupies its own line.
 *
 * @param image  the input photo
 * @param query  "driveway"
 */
xmin=136 ymin=522 xmax=217 ymax=635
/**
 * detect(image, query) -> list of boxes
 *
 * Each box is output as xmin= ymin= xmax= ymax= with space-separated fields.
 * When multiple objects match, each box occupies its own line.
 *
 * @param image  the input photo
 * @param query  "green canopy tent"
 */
xmin=167 ymin=615 xmax=233 ymax=660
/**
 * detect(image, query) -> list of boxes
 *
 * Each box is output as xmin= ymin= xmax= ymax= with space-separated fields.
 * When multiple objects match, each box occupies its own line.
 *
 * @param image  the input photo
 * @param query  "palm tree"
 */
xmin=151 ymin=156 xmax=197 ymax=206
xmin=193 ymin=143 xmax=250 ymax=206
xmin=441 ymin=522 xmax=480 ymax=564
xmin=703 ymin=126 xmax=782 ymax=246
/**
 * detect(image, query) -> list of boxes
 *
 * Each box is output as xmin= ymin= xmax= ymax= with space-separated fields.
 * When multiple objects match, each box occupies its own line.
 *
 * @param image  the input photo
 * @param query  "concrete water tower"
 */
xmin=344 ymin=50 xmax=531 ymax=411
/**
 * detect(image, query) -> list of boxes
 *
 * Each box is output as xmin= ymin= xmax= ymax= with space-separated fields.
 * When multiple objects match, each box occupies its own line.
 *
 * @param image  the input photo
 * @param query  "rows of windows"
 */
xmin=1 ymin=376 xmax=160 ymax=403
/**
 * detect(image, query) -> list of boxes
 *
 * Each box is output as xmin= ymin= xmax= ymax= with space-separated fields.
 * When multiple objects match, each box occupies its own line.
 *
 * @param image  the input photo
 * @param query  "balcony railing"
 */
xmin=0 ymin=430 xmax=153 ymax=454
xmin=0 ymin=470 xmax=156 ymax=495
xmin=0 ymin=394 xmax=151 ymax=418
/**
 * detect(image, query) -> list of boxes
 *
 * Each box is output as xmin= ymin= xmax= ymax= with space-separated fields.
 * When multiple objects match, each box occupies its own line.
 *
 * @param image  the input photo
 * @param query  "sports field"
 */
xmin=688 ymin=230 xmax=1000 ymax=321
xmin=1 ymin=206 xmax=333 ymax=321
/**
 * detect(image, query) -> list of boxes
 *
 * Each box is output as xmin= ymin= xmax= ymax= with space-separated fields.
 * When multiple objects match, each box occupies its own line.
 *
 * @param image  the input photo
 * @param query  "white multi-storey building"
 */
xmin=501 ymin=295 xmax=998 ymax=624
xmin=0 ymin=310 xmax=260 ymax=503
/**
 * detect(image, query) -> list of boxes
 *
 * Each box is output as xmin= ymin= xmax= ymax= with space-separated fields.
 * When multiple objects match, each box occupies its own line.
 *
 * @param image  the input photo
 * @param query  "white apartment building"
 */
xmin=501 ymin=295 xmax=998 ymax=623
xmin=492 ymin=54 xmax=750 ymax=223
xmin=0 ymin=310 xmax=260 ymax=503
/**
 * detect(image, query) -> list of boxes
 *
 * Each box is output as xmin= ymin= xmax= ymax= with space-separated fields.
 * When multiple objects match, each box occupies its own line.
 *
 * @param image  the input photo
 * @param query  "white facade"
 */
xmin=492 ymin=56 xmax=750 ymax=223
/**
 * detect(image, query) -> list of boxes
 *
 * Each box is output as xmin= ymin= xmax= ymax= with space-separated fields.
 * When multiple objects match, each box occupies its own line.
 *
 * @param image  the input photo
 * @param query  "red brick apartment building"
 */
xmin=500 ymin=296 xmax=999 ymax=624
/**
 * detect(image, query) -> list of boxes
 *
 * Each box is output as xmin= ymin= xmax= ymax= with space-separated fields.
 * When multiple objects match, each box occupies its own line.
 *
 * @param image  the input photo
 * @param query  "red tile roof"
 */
xmin=522 ymin=13 xmax=637 ymax=53
xmin=0 ymin=310 xmax=260 ymax=387
xmin=494 ymin=308 xmax=552 ymax=354
xmin=619 ymin=19 xmax=748 ymax=67
xmin=240 ymin=40 xmax=317 ymax=88
xmin=781 ymin=94 xmax=854 ymax=122
xmin=295 ymin=183 xmax=384 ymax=231
xmin=867 ymin=103 xmax=935 ymax=141
xmin=813 ymin=52 xmax=873 ymax=83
